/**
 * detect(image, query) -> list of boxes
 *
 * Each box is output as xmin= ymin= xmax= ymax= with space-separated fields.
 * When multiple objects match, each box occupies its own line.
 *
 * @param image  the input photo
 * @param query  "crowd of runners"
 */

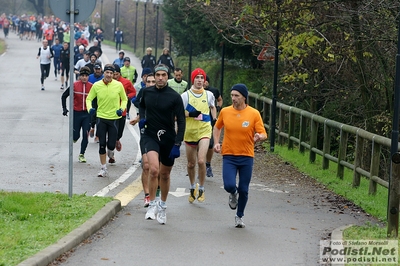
xmin=1 ymin=12 xmax=268 ymax=228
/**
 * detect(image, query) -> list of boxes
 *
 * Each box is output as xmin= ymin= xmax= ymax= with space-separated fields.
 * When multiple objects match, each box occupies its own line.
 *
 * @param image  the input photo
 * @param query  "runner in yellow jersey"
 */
xmin=181 ymin=68 xmax=216 ymax=203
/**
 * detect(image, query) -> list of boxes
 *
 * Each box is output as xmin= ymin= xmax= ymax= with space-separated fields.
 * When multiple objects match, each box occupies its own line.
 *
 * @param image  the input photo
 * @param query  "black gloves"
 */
xmin=188 ymin=110 xmax=201 ymax=117
xmin=62 ymin=108 xmax=69 ymax=116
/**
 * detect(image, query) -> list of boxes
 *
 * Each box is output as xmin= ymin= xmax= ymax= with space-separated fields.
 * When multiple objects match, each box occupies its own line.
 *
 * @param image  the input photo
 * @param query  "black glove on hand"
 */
xmin=188 ymin=110 xmax=201 ymax=117
xmin=62 ymin=108 xmax=69 ymax=116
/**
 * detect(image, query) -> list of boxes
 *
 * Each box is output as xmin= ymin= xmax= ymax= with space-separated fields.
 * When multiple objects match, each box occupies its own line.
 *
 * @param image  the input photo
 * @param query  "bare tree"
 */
xmin=26 ymin=0 xmax=45 ymax=15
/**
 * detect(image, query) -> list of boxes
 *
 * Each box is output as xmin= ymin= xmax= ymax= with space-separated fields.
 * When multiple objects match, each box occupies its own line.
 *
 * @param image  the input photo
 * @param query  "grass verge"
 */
xmin=0 ymin=192 xmax=113 ymax=266
xmin=273 ymin=145 xmax=388 ymax=221
xmin=271 ymin=145 xmax=399 ymax=265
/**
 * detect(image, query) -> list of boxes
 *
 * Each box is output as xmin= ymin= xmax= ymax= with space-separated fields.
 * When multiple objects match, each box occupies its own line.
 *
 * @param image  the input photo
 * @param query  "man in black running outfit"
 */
xmin=140 ymin=64 xmax=186 ymax=224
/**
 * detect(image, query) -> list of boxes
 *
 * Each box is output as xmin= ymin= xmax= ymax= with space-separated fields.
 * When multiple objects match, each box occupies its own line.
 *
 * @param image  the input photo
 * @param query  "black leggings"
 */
xmin=96 ymin=118 xmax=118 ymax=154
xmin=115 ymin=42 xmax=121 ymax=51
xmin=40 ymin=63 xmax=51 ymax=84
xmin=117 ymin=116 xmax=126 ymax=140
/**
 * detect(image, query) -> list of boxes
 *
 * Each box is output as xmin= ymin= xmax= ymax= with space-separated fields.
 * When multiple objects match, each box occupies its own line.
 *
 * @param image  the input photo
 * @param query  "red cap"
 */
xmin=191 ymin=68 xmax=206 ymax=84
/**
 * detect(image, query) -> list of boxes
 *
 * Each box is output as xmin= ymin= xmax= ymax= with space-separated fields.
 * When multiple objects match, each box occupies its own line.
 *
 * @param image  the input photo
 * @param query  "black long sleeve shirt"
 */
xmin=139 ymin=84 xmax=185 ymax=145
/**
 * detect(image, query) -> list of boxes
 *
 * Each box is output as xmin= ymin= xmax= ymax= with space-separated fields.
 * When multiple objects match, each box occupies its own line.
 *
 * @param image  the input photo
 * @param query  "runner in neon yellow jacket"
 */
xmin=86 ymin=64 xmax=128 ymax=177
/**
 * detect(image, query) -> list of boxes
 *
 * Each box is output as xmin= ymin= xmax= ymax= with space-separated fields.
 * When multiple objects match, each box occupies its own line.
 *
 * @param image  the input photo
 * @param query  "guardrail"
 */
xmin=248 ymin=91 xmax=400 ymax=194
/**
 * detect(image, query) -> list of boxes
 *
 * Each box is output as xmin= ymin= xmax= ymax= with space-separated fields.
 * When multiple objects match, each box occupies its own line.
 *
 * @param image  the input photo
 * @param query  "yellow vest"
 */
xmin=184 ymin=90 xmax=212 ymax=142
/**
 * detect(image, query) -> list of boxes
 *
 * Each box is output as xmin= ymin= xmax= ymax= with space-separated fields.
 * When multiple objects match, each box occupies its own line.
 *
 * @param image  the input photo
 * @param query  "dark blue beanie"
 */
xmin=142 ymin=68 xmax=153 ymax=77
xmin=231 ymin=83 xmax=248 ymax=98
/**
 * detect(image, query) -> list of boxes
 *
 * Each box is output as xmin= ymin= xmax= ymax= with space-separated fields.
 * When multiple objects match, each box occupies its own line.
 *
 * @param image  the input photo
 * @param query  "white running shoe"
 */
xmin=145 ymin=203 xmax=157 ymax=220
xmin=98 ymin=167 xmax=108 ymax=177
xmin=229 ymin=192 xmax=238 ymax=210
xmin=235 ymin=216 xmax=245 ymax=228
xmin=156 ymin=202 xmax=167 ymax=224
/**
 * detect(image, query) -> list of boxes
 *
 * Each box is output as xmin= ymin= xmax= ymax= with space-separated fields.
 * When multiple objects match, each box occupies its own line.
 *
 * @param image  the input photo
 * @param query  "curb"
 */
xmin=329 ymin=224 xmax=353 ymax=266
xmin=17 ymin=200 xmax=122 ymax=266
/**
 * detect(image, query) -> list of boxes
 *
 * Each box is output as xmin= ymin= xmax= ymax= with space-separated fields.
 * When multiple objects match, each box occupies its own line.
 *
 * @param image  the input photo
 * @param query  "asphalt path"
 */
xmin=0 ymin=32 xmax=374 ymax=266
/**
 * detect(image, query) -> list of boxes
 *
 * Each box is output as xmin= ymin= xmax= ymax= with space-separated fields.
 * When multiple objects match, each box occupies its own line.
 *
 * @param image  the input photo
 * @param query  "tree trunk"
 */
xmin=27 ymin=0 xmax=45 ymax=16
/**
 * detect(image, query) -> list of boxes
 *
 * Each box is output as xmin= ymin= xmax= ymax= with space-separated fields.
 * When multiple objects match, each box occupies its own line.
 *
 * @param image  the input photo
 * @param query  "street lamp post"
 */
xmin=134 ymin=1 xmax=138 ymax=53
xmin=100 ymin=0 xmax=104 ymax=29
xmin=114 ymin=0 xmax=118 ymax=35
xmin=388 ymin=12 xmax=400 ymax=237
xmin=155 ymin=4 xmax=159 ymax=59
xmin=117 ymin=0 xmax=121 ymax=29
xmin=270 ymin=0 xmax=282 ymax=152
xmin=143 ymin=1 xmax=148 ymax=54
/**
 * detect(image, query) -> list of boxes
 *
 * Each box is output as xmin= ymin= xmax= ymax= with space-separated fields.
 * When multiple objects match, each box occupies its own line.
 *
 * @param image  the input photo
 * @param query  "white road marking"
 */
xmin=169 ymin=188 xmax=190 ymax=197
xmin=219 ymin=183 xmax=289 ymax=194
xmin=249 ymin=183 xmax=288 ymax=193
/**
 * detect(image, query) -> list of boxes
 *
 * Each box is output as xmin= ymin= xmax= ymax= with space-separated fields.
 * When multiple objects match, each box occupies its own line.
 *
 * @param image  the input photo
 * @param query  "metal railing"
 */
xmin=248 ymin=92 xmax=400 ymax=194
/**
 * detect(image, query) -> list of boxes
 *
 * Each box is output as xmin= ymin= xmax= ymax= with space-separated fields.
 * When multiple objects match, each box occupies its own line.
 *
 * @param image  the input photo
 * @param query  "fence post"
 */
xmin=369 ymin=137 xmax=380 ymax=195
xmin=262 ymin=101 xmax=267 ymax=126
xmin=309 ymin=115 xmax=318 ymax=163
xmin=278 ymin=108 xmax=285 ymax=145
xmin=387 ymin=152 xmax=400 ymax=237
xmin=352 ymin=129 xmax=363 ymax=187
xmin=288 ymin=107 xmax=295 ymax=149
xmin=337 ymin=125 xmax=348 ymax=179
xmin=254 ymin=97 xmax=259 ymax=111
xmin=299 ymin=114 xmax=306 ymax=154
xmin=322 ymin=119 xmax=331 ymax=170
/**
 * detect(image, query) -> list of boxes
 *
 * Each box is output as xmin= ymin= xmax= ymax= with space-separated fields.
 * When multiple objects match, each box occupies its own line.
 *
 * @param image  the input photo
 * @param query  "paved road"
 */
xmin=0 ymin=33 xmax=374 ymax=266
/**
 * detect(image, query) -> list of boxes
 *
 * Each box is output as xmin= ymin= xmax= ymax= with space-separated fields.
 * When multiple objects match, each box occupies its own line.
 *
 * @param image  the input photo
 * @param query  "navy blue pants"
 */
xmin=222 ymin=155 xmax=254 ymax=218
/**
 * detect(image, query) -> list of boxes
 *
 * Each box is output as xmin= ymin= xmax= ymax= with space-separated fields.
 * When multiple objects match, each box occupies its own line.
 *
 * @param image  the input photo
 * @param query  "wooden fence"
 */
xmin=247 ymin=92 xmax=400 ymax=195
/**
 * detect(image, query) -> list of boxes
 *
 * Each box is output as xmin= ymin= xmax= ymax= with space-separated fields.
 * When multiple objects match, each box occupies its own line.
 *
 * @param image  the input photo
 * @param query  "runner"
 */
xmin=61 ymin=66 xmax=93 ymax=163
xmin=85 ymin=64 xmax=128 ymax=177
xmin=139 ymin=64 xmax=186 ymax=224
xmin=36 ymin=39 xmax=54 ymax=90
xmin=181 ymin=68 xmax=216 ymax=203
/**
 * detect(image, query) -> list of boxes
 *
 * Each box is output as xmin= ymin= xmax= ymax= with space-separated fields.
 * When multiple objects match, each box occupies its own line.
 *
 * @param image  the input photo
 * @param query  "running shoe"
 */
xmin=108 ymin=150 xmax=115 ymax=164
xmin=206 ymin=165 xmax=214 ymax=177
xmin=235 ymin=216 xmax=245 ymax=228
xmin=95 ymin=136 xmax=99 ymax=143
xmin=197 ymin=189 xmax=205 ymax=202
xmin=116 ymin=140 xmax=122 ymax=151
xmin=144 ymin=195 xmax=150 ymax=208
xmin=156 ymin=201 xmax=167 ymax=224
xmin=188 ymin=183 xmax=198 ymax=203
xmin=41 ymin=85 xmax=44 ymax=91
xmin=229 ymin=192 xmax=238 ymax=210
xmin=60 ymin=84 xmax=64 ymax=90
xmin=145 ymin=203 xmax=157 ymax=220
xmin=78 ymin=154 xmax=86 ymax=163
xmin=98 ymin=167 xmax=108 ymax=177
xmin=89 ymin=128 xmax=94 ymax=138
